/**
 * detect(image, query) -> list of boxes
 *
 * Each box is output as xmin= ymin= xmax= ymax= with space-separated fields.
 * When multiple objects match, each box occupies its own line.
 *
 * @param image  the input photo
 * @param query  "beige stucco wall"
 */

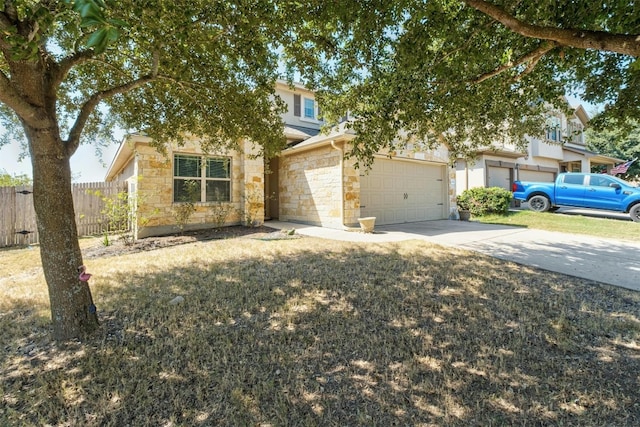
xmin=275 ymin=81 xmax=323 ymax=132
xmin=131 ymin=138 xmax=264 ymax=238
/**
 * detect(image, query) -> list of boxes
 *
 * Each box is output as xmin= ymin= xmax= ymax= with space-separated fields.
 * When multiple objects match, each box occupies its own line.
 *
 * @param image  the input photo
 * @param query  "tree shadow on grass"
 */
xmin=2 ymin=239 xmax=640 ymax=426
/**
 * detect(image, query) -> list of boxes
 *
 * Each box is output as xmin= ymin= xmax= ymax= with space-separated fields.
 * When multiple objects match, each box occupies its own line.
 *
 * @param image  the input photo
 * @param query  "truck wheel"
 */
xmin=528 ymin=195 xmax=551 ymax=212
xmin=630 ymin=204 xmax=640 ymax=222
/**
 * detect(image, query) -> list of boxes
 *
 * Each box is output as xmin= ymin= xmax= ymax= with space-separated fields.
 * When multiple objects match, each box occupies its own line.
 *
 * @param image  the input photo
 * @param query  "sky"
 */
xmin=0 ymin=95 xmax=603 ymax=183
xmin=0 ymin=133 xmax=122 ymax=183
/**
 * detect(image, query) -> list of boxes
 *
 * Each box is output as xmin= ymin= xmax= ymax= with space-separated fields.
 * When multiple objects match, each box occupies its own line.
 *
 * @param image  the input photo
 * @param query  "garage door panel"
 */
xmin=360 ymin=158 xmax=446 ymax=225
xmin=488 ymin=166 xmax=511 ymax=190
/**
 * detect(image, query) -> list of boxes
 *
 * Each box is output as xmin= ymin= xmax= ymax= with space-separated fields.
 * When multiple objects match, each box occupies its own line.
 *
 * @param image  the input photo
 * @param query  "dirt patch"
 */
xmin=83 ymin=225 xmax=300 ymax=259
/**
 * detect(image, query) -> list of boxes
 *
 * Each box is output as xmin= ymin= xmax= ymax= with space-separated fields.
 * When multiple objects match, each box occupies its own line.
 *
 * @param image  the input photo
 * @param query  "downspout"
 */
xmin=330 ymin=140 xmax=346 ymax=229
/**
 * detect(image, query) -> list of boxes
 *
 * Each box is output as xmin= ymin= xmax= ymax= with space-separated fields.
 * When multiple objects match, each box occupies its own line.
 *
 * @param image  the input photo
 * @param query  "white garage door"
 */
xmin=519 ymin=170 xmax=555 ymax=182
xmin=487 ymin=166 xmax=512 ymax=190
xmin=360 ymin=158 xmax=446 ymax=225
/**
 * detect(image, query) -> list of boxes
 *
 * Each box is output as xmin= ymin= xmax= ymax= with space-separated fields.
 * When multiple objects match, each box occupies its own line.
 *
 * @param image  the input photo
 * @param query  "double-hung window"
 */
xmin=545 ymin=115 xmax=562 ymax=142
xmin=173 ymin=154 xmax=231 ymax=203
xmin=304 ymin=98 xmax=315 ymax=119
xmin=567 ymin=120 xmax=584 ymax=144
xmin=294 ymin=93 xmax=318 ymax=120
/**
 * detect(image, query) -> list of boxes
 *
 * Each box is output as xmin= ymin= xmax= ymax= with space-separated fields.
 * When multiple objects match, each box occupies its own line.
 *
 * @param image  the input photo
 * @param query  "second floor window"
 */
xmin=567 ymin=120 xmax=584 ymax=145
xmin=173 ymin=154 xmax=231 ymax=203
xmin=304 ymin=98 xmax=315 ymax=119
xmin=546 ymin=116 xmax=562 ymax=142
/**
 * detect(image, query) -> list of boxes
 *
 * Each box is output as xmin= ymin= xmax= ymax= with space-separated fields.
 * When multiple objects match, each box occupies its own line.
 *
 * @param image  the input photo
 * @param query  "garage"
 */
xmin=359 ymin=158 xmax=447 ymax=225
xmin=518 ymin=169 xmax=556 ymax=182
xmin=487 ymin=166 xmax=513 ymax=190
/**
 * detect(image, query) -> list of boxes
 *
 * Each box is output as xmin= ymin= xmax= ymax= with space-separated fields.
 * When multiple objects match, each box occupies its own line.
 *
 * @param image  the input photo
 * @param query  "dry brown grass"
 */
xmin=1 ymin=234 xmax=639 ymax=426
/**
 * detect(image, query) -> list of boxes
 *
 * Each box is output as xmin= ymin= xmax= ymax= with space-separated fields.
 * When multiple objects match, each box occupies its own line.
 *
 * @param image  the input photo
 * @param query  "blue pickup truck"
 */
xmin=512 ymin=172 xmax=640 ymax=222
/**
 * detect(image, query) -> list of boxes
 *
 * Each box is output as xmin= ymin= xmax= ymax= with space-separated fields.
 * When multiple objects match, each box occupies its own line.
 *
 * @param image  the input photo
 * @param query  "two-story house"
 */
xmin=106 ymin=81 xmax=454 ymax=238
xmin=455 ymin=100 xmax=623 ymax=196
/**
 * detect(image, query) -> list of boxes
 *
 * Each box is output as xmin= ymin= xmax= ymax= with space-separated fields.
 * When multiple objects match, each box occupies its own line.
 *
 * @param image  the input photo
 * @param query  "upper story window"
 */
xmin=567 ymin=120 xmax=584 ymax=145
xmin=545 ymin=115 xmax=562 ymax=142
xmin=293 ymin=93 xmax=318 ymax=121
xmin=173 ymin=154 xmax=231 ymax=203
xmin=304 ymin=98 xmax=315 ymax=119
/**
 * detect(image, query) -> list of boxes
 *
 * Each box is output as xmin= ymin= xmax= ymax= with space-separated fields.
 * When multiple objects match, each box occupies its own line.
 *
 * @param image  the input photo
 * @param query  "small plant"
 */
xmin=209 ymin=200 xmax=236 ymax=230
xmin=92 ymin=189 xmax=133 ymax=245
xmin=91 ymin=187 xmax=157 ymax=245
xmin=457 ymin=187 xmax=512 ymax=217
xmin=242 ymin=186 xmax=265 ymax=227
xmin=172 ymin=180 xmax=199 ymax=234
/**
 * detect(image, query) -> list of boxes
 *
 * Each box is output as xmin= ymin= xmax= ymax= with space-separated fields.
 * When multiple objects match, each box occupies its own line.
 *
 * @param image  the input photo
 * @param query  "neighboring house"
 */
xmin=455 ymin=100 xmax=624 ymax=195
xmin=106 ymin=81 xmax=455 ymax=238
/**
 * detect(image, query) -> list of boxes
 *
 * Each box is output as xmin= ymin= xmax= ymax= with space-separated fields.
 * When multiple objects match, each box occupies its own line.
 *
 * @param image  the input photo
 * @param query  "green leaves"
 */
xmin=64 ymin=0 xmax=128 ymax=53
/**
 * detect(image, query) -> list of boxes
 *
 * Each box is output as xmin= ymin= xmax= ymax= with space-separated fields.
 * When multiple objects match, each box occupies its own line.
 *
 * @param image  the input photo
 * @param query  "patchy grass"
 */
xmin=1 ymin=235 xmax=639 ymax=426
xmin=477 ymin=210 xmax=640 ymax=241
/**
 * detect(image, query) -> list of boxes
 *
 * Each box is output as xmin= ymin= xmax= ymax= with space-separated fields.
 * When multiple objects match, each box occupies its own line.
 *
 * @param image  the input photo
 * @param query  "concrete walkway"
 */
xmin=267 ymin=220 xmax=640 ymax=292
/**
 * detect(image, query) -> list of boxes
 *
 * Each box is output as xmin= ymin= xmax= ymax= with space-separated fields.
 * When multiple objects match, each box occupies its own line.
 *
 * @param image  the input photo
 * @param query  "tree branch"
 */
xmin=0 ymin=10 xmax=13 ymax=31
xmin=463 ymin=0 xmax=640 ymax=57
xmin=474 ymin=41 xmax=557 ymax=83
xmin=52 ymin=50 xmax=96 ymax=87
xmin=0 ymin=70 xmax=41 ymax=122
xmin=65 ymin=52 xmax=160 ymax=155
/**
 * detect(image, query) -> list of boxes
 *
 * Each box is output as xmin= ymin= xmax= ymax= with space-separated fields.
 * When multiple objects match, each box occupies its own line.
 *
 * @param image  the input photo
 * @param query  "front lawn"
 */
xmin=476 ymin=209 xmax=640 ymax=241
xmin=1 ymin=235 xmax=639 ymax=425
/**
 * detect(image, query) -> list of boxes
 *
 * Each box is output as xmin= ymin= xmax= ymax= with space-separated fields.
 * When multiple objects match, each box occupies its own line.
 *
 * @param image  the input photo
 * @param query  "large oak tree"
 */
xmin=1 ymin=0 xmax=297 ymax=340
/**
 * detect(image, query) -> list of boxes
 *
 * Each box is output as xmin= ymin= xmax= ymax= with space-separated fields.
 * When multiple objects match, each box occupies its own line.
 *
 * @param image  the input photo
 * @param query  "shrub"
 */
xmin=457 ymin=187 xmax=512 ymax=216
xmin=91 ymin=187 xmax=157 ymax=245
xmin=172 ymin=180 xmax=199 ymax=234
xmin=209 ymin=201 xmax=236 ymax=229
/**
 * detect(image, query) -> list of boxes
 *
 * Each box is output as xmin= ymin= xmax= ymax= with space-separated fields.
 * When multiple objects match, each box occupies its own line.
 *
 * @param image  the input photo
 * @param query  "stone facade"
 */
xmin=279 ymin=139 xmax=454 ymax=228
xmin=279 ymin=145 xmax=345 ymax=228
xmin=115 ymin=137 xmax=263 ymax=238
xmin=108 ymin=132 xmax=456 ymax=237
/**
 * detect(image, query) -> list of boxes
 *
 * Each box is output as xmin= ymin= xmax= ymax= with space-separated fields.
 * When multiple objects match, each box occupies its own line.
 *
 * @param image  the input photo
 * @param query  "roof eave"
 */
xmin=104 ymin=134 xmax=152 ymax=181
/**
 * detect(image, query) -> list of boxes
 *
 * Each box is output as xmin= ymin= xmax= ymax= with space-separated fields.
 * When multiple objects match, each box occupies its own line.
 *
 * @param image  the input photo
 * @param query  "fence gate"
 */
xmin=0 ymin=185 xmax=39 ymax=247
xmin=0 ymin=182 xmax=127 ymax=248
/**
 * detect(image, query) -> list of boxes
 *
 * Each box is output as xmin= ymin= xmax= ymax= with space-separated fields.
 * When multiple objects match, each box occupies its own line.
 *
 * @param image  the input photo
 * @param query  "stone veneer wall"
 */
xmin=279 ymin=140 xmax=457 ymax=228
xmin=279 ymin=145 xmax=346 ymax=228
xmin=133 ymin=139 xmax=264 ymax=238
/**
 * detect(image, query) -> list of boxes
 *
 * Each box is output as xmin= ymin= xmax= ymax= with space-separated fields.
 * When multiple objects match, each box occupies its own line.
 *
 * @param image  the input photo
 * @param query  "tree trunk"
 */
xmin=27 ymin=125 xmax=99 ymax=341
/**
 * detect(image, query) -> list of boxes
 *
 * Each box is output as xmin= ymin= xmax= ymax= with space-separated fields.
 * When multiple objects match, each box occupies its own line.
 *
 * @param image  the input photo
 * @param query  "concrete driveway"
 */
xmin=268 ymin=220 xmax=640 ymax=292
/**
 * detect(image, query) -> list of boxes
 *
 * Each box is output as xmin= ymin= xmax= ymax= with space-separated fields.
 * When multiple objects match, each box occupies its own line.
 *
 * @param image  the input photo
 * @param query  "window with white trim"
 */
xmin=304 ymin=98 xmax=315 ymax=119
xmin=173 ymin=154 xmax=231 ymax=203
xmin=545 ymin=115 xmax=562 ymax=142
xmin=567 ymin=120 xmax=584 ymax=145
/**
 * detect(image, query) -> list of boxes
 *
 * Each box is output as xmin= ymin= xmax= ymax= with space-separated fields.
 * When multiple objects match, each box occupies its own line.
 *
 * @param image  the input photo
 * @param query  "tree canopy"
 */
xmin=2 ymin=0 xmax=639 ymax=339
xmin=1 ymin=0 xmax=296 ymax=159
xmin=587 ymin=119 xmax=640 ymax=180
xmin=284 ymin=0 xmax=640 ymax=165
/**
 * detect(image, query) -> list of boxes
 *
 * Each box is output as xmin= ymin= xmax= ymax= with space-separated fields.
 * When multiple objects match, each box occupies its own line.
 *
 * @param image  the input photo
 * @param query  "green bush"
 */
xmin=456 ymin=187 xmax=512 ymax=216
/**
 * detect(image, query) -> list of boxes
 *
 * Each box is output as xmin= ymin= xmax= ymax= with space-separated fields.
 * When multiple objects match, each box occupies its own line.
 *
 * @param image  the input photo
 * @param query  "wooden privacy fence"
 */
xmin=0 ymin=181 xmax=127 ymax=248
